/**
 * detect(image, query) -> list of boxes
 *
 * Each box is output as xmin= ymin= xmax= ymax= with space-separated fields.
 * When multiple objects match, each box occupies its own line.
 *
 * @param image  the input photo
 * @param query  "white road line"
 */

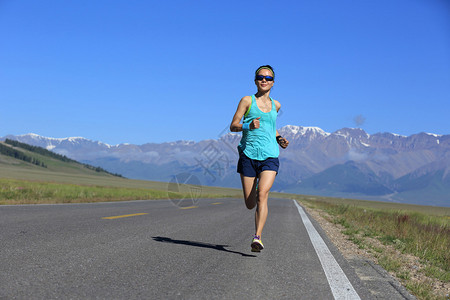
xmin=293 ymin=200 xmax=361 ymax=300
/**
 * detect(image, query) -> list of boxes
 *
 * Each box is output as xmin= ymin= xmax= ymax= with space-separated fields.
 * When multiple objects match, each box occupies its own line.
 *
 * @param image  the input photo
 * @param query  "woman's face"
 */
xmin=255 ymin=68 xmax=274 ymax=92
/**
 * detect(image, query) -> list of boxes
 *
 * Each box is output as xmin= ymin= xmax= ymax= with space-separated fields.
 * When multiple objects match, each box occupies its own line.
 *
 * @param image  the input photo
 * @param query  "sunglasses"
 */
xmin=255 ymin=75 xmax=274 ymax=81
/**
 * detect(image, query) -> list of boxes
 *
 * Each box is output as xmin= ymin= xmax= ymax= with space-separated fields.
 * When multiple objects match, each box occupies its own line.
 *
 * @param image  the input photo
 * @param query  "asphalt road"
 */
xmin=0 ymin=198 xmax=415 ymax=299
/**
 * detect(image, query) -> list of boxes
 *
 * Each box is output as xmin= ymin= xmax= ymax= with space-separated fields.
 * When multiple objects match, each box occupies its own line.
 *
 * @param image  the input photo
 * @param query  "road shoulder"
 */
xmin=301 ymin=203 xmax=416 ymax=300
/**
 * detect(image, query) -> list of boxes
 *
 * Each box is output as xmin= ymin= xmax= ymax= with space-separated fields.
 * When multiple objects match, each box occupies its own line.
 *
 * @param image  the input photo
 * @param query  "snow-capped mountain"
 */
xmin=2 ymin=125 xmax=449 ymax=206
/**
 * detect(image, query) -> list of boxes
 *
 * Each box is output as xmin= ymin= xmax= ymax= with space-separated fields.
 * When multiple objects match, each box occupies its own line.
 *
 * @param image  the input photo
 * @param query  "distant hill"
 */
xmin=2 ymin=126 xmax=449 ymax=207
xmin=285 ymin=161 xmax=450 ymax=207
xmin=0 ymin=139 xmax=123 ymax=178
xmin=286 ymin=161 xmax=393 ymax=196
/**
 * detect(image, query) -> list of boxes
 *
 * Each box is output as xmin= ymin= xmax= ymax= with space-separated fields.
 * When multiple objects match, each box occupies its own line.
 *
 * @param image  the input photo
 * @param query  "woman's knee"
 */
xmin=257 ymin=189 xmax=269 ymax=201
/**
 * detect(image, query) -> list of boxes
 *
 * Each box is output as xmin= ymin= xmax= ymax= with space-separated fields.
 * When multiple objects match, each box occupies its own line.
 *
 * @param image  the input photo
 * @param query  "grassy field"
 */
xmin=1 ymin=178 xmax=181 ymax=204
xmin=0 ymin=164 xmax=242 ymax=205
xmin=0 ymin=145 xmax=243 ymax=204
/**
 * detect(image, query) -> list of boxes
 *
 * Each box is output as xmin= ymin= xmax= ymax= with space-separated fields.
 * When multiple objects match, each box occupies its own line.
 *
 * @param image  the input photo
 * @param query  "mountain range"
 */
xmin=2 ymin=125 xmax=449 ymax=207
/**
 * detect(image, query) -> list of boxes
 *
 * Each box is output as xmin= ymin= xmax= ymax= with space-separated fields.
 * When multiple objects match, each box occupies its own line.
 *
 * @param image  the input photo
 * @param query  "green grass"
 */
xmin=0 ymin=153 xmax=243 ymax=201
xmin=0 ymin=149 xmax=243 ymax=204
xmin=1 ymin=178 xmax=163 ymax=204
xmin=0 ymin=152 xmax=242 ymax=204
xmin=406 ymin=280 xmax=447 ymax=300
xmin=0 ymin=178 xmax=239 ymax=205
xmin=378 ymin=255 xmax=402 ymax=272
xmin=318 ymin=201 xmax=448 ymax=275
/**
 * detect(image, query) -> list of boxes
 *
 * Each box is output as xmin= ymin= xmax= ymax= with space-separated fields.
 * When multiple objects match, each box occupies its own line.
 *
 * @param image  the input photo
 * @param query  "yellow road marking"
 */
xmin=212 ymin=202 xmax=222 ymax=205
xmin=179 ymin=206 xmax=198 ymax=210
xmin=102 ymin=213 xmax=148 ymax=220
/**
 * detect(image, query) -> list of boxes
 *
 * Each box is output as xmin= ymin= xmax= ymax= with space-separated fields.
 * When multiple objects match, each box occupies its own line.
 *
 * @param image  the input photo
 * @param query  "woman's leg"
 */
xmin=240 ymin=174 xmax=258 ymax=209
xmin=255 ymin=170 xmax=277 ymax=237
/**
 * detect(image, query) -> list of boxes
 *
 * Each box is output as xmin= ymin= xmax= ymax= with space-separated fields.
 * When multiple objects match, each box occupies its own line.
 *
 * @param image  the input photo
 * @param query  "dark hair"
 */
xmin=255 ymin=65 xmax=275 ymax=79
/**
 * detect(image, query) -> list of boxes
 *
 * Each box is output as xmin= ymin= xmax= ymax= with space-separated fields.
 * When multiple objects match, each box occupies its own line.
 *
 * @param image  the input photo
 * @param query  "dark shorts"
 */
xmin=237 ymin=152 xmax=279 ymax=178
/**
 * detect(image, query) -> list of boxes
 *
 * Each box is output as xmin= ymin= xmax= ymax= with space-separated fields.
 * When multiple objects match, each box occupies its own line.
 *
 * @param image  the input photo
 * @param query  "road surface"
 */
xmin=0 ymin=198 xmax=414 ymax=299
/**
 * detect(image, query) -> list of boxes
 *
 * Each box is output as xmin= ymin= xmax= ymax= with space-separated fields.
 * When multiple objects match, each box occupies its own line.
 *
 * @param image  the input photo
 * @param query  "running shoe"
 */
xmin=251 ymin=235 xmax=264 ymax=252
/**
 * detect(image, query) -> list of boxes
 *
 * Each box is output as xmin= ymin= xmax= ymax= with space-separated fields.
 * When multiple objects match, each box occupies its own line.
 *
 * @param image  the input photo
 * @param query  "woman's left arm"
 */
xmin=274 ymin=100 xmax=289 ymax=149
xmin=276 ymin=130 xmax=289 ymax=149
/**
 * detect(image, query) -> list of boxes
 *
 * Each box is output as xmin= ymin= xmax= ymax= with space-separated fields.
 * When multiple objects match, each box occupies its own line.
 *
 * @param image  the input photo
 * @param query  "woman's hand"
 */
xmin=250 ymin=117 xmax=261 ymax=129
xmin=276 ymin=136 xmax=289 ymax=149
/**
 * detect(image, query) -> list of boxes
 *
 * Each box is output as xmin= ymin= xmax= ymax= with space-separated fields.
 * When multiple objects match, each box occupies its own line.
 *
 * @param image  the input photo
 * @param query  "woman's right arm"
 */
xmin=230 ymin=96 xmax=251 ymax=132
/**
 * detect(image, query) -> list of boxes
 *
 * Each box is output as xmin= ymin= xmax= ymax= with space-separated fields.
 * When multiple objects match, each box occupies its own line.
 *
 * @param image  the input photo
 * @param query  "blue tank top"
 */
xmin=238 ymin=95 xmax=279 ymax=160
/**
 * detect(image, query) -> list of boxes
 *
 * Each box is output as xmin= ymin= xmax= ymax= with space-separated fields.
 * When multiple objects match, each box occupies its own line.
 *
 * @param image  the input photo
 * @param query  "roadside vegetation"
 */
xmin=294 ymin=195 xmax=449 ymax=300
xmin=0 ymin=178 xmax=231 ymax=205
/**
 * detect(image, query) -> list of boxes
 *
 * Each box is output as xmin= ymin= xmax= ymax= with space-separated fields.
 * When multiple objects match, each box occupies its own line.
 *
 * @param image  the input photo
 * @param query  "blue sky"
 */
xmin=1 ymin=0 xmax=449 ymax=145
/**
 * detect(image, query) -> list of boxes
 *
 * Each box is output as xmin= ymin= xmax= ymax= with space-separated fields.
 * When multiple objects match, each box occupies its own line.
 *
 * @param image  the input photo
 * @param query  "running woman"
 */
xmin=230 ymin=65 xmax=289 ymax=252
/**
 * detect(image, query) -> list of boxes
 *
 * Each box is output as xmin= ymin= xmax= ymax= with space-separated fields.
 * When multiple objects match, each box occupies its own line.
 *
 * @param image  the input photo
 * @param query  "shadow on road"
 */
xmin=152 ymin=236 xmax=256 ymax=257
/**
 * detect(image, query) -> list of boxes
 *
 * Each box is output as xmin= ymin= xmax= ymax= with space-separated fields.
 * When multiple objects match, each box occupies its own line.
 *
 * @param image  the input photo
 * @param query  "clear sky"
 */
xmin=1 ymin=0 xmax=449 ymax=145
